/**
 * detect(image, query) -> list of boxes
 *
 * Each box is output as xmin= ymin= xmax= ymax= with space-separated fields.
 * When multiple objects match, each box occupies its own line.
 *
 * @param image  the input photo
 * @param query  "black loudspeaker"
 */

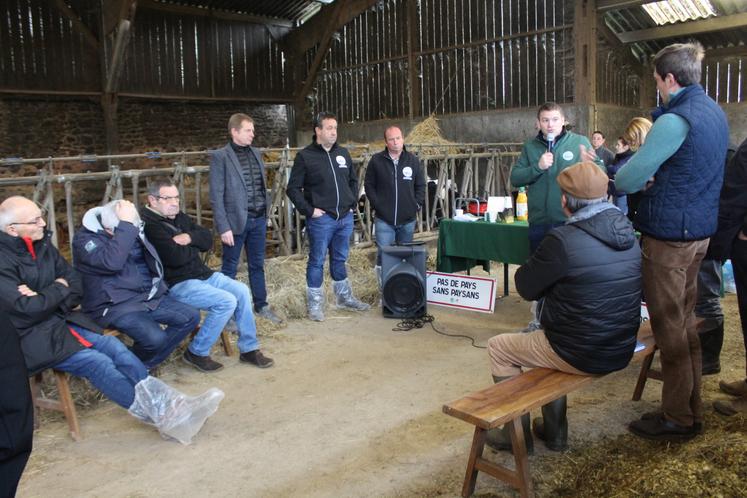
xmin=381 ymin=244 xmax=427 ymax=318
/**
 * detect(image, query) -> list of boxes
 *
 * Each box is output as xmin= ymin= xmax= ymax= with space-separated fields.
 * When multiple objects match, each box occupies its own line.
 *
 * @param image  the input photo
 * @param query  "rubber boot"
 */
xmin=698 ymin=320 xmax=723 ymax=375
xmin=485 ymin=375 xmax=534 ymax=454
xmin=128 ymin=376 xmax=224 ymax=445
xmin=306 ymin=286 xmax=325 ymax=322
xmin=532 ymin=395 xmax=568 ymax=451
xmin=333 ymin=278 xmax=370 ymax=311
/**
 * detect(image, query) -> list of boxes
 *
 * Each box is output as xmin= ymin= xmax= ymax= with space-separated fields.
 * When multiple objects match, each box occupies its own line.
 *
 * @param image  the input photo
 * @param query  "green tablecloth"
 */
xmin=436 ymin=219 xmax=530 ymax=273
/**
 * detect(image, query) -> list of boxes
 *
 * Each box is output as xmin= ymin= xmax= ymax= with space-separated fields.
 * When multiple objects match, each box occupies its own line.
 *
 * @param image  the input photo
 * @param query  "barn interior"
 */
xmin=2 ymin=1 xmax=747 ymax=497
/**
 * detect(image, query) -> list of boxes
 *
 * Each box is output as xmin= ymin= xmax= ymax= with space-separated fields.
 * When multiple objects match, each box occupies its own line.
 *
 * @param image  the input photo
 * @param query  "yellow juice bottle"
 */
xmin=516 ymin=187 xmax=528 ymax=221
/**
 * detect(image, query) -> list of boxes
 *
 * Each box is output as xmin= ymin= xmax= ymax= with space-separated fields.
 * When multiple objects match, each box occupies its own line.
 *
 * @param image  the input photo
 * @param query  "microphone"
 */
xmin=546 ymin=133 xmax=555 ymax=152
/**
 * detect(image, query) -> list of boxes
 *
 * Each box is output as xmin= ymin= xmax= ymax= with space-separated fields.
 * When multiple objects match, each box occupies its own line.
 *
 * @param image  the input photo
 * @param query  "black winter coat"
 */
xmin=0 ymin=317 xmax=33 ymax=476
xmin=141 ymin=207 xmax=214 ymax=286
xmin=0 ymin=231 xmax=101 ymax=375
xmin=364 ymin=147 xmax=426 ymax=226
xmin=287 ymin=141 xmax=358 ymax=220
xmin=515 ymin=207 xmax=642 ymax=374
xmin=708 ymin=138 xmax=747 ymax=262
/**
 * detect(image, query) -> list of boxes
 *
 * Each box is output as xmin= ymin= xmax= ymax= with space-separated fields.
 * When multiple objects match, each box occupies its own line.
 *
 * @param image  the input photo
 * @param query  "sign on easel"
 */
xmin=426 ymin=271 xmax=497 ymax=313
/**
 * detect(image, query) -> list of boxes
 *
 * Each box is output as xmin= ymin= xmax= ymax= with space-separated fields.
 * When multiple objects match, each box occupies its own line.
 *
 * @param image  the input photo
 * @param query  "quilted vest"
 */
xmin=635 ymin=85 xmax=728 ymax=240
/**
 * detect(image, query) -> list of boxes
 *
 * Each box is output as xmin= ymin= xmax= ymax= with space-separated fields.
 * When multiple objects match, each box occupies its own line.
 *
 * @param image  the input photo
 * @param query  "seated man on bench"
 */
xmin=141 ymin=178 xmax=274 ymax=372
xmin=0 ymin=196 xmax=222 ymax=444
xmin=73 ymin=199 xmax=200 ymax=369
xmin=487 ymin=162 xmax=641 ymax=452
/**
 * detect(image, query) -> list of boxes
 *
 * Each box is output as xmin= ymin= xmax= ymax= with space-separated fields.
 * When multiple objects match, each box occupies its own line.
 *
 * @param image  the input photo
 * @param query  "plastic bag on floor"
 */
xmin=128 ymin=376 xmax=224 ymax=445
xmin=723 ymin=260 xmax=736 ymax=294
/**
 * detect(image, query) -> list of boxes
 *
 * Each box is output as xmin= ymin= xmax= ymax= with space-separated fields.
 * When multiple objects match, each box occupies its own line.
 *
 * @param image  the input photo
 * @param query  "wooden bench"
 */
xmin=30 ymin=326 xmax=233 ymax=441
xmin=443 ymin=322 xmax=658 ymax=498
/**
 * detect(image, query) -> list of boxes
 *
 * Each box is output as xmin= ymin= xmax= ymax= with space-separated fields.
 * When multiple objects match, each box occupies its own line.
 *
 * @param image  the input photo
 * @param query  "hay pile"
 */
xmin=404 ymin=114 xmax=460 ymax=157
xmin=262 ymin=247 xmax=379 ymax=320
xmin=534 ymin=413 xmax=747 ymax=497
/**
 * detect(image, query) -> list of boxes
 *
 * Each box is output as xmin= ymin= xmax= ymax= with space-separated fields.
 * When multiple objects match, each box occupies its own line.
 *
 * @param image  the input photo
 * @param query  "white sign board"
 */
xmin=426 ymin=271 xmax=497 ymax=313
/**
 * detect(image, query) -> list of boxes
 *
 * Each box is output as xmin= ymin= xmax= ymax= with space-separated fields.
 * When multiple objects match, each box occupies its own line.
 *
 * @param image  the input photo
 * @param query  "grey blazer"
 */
xmin=208 ymin=142 xmax=268 ymax=235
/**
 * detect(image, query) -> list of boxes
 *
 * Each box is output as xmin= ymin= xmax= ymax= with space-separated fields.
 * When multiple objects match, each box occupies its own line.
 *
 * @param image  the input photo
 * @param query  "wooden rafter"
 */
xmin=51 ymin=0 xmax=99 ymax=50
xmin=597 ymin=0 xmax=647 ymax=13
xmin=138 ymin=0 xmax=293 ymax=28
xmin=294 ymin=1 xmax=346 ymax=105
xmin=597 ymin=22 xmax=644 ymax=76
xmin=282 ymin=0 xmax=378 ymax=55
xmin=618 ymin=12 xmax=747 ymax=44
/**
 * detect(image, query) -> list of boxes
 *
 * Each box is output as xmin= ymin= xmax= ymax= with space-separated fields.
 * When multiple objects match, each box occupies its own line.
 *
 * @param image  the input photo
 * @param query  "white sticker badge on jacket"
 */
xmin=336 ymin=155 xmax=347 ymax=168
xmin=562 ymin=151 xmax=574 ymax=161
xmin=402 ymin=166 xmax=413 ymax=180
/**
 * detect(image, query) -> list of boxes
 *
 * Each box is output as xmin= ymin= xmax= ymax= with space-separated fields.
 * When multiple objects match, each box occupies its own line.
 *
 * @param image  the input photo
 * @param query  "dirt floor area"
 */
xmin=17 ymin=270 xmax=747 ymax=498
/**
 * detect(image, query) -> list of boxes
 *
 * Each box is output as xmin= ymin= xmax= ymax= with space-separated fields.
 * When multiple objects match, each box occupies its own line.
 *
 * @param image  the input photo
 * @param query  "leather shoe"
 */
xmin=239 ymin=350 xmax=275 ymax=368
xmin=640 ymin=411 xmax=702 ymax=434
xmin=628 ymin=413 xmax=697 ymax=441
xmin=182 ymin=349 xmax=224 ymax=372
xmin=713 ymin=395 xmax=747 ymax=416
xmin=719 ymin=379 xmax=747 ymax=397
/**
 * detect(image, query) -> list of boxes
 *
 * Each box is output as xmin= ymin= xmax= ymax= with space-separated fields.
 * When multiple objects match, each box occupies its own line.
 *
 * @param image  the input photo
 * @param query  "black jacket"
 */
xmin=141 ymin=207 xmax=214 ymax=286
xmin=515 ymin=206 xmax=642 ymax=374
xmin=287 ymin=141 xmax=358 ymax=220
xmin=364 ymin=147 xmax=426 ymax=226
xmin=708 ymin=138 xmax=747 ymax=262
xmin=0 ymin=231 xmax=101 ymax=375
xmin=0 ymin=317 xmax=33 ymax=474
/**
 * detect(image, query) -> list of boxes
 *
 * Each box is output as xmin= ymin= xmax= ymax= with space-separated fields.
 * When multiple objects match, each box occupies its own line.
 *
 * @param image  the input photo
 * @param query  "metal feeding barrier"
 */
xmin=0 ymin=143 xmax=521 ymax=257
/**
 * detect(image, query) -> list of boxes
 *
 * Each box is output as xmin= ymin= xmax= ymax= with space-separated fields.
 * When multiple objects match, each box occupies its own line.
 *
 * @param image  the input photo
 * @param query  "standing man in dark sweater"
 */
xmin=364 ymin=125 xmax=426 ymax=288
xmin=618 ymin=42 xmax=729 ymax=441
xmin=287 ymin=111 xmax=370 ymax=321
xmin=209 ymin=113 xmax=283 ymax=325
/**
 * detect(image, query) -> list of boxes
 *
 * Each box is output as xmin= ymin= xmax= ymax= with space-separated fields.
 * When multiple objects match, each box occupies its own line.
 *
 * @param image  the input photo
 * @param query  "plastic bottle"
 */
xmin=516 ymin=187 xmax=528 ymax=221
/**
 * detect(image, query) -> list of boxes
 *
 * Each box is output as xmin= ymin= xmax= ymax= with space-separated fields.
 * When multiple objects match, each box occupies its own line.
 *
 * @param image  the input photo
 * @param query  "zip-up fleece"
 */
xmin=364 ymin=146 xmax=426 ymax=226
xmin=287 ymin=140 xmax=358 ymax=220
xmin=510 ymin=129 xmax=600 ymax=225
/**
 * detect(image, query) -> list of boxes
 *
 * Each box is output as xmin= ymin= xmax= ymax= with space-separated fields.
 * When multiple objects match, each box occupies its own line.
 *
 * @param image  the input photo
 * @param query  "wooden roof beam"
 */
xmin=283 ymin=0 xmax=378 ymax=54
xmin=51 ymin=0 xmax=99 ymax=51
xmin=138 ymin=0 xmax=293 ymax=28
xmin=597 ymin=0 xmax=647 ymax=13
xmin=618 ymin=12 xmax=747 ymax=44
xmin=293 ymin=2 xmax=347 ymax=105
xmin=597 ymin=22 xmax=644 ymax=76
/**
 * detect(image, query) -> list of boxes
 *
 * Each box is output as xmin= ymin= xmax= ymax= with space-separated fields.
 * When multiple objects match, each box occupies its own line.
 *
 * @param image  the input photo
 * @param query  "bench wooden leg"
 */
xmin=53 ymin=370 xmax=82 ymax=441
xmin=29 ymin=373 xmax=43 ymax=430
xmin=633 ymin=347 xmax=661 ymax=401
xmin=220 ymin=330 xmax=233 ymax=356
xmin=462 ymin=426 xmax=486 ymax=497
xmin=508 ymin=417 xmax=533 ymax=498
xmin=29 ymin=370 xmax=82 ymax=441
xmin=460 ymin=421 xmax=535 ymax=498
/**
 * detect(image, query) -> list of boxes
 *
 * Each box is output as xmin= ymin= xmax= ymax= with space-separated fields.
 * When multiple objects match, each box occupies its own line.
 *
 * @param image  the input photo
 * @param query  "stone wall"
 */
xmin=0 ymin=96 xmax=289 ymax=162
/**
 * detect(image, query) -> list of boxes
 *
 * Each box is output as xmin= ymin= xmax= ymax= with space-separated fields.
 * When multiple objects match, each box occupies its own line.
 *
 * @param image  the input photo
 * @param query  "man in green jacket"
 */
xmin=510 ymin=102 xmax=600 ymax=332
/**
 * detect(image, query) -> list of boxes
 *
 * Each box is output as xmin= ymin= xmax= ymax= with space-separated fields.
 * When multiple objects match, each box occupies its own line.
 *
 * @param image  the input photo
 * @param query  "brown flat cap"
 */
xmin=556 ymin=162 xmax=609 ymax=199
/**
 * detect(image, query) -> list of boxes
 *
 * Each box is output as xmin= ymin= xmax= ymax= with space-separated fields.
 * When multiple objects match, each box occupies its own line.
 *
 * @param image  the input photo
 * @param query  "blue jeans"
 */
xmin=170 ymin=272 xmax=259 ymax=355
xmin=374 ymin=218 xmax=416 ymax=265
xmin=695 ymin=258 xmax=723 ymax=321
xmin=528 ymin=222 xmax=564 ymax=254
xmin=54 ymin=327 xmax=148 ymax=409
xmin=108 ymin=295 xmax=200 ymax=368
xmin=221 ymin=215 xmax=268 ymax=311
xmin=306 ymin=212 xmax=353 ymax=287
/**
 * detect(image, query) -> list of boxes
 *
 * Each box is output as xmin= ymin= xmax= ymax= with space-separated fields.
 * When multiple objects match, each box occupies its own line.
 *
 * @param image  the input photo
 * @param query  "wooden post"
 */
xmin=406 ymin=0 xmax=421 ymax=119
xmin=574 ymin=0 xmax=598 ymax=132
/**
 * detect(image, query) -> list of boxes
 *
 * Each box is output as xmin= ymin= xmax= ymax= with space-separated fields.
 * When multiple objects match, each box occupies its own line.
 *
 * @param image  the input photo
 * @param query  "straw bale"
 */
xmin=404 ymin=114 xmax=460 ymax=157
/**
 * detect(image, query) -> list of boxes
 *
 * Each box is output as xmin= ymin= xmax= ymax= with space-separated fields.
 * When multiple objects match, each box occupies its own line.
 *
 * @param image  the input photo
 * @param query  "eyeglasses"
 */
xmin=156 ymin=195 xmax=180 ymax=202
xmin=10 ymin=215 xmax=45 ymax=226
